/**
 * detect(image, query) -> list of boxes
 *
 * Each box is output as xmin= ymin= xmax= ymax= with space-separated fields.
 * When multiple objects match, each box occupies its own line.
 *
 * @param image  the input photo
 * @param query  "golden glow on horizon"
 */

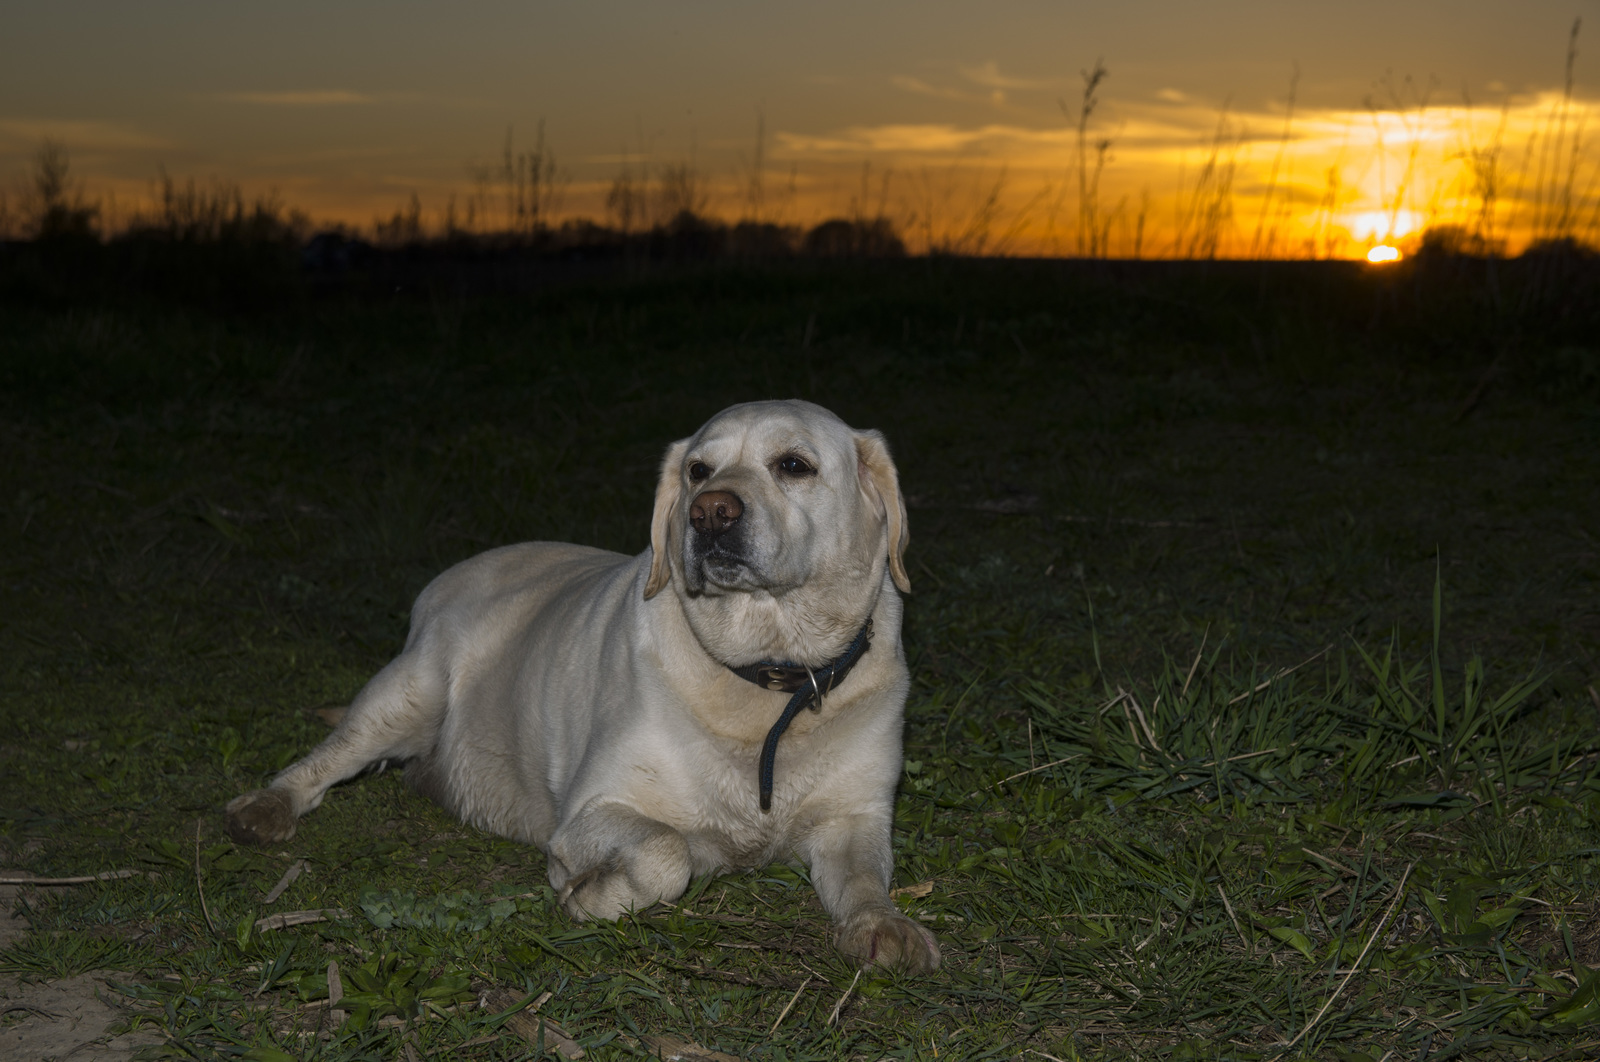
xmin=543 ymin=89 xmax=1600 ymax=259
xmin=754 ymin=89 xmax=1600 ymax=258
xmin=1367 ymin=245 xmax=1402 ymax=263
xmin=5 ymin=86 xmax=1596 ymax=260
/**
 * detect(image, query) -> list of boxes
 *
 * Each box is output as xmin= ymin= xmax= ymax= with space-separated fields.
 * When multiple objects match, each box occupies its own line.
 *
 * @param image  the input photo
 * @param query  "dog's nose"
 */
xmin=690 ymin=491 xmax=743 ymax=534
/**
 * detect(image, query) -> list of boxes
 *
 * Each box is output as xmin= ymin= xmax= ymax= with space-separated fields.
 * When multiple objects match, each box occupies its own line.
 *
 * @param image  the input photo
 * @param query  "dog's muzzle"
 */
xmin=687 ymin=490 xmax=756 ymax=589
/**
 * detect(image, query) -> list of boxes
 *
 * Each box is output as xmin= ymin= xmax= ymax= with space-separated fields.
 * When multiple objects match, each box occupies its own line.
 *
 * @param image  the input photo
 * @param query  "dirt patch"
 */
xmin=0 ymin=970 xmax=163 ymax=1061
xmin=1524 ymin=902 xmax=1600 ymax=969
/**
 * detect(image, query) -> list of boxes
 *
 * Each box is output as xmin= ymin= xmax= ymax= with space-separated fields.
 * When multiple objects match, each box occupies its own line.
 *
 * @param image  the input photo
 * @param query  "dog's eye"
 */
xmin=688 ymin=462 xmax=712 ymax=482
xmin=776 ymin=455 xmax=816 ymax=477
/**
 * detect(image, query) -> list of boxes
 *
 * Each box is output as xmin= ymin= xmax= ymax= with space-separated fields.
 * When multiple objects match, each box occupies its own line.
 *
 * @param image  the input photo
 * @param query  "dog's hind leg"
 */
xmin=225 ymin=652 xmax=445 ymax=845
xmin=546 ymin=800 xmax=693 ymax=921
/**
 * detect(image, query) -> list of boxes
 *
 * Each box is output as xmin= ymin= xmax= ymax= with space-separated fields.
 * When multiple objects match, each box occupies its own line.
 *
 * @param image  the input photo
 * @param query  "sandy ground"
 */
xmin=1 ymin=884 xmax=165 ymax=1061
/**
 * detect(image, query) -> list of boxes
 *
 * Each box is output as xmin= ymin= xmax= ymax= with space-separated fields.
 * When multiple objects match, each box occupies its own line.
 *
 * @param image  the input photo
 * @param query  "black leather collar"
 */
xmin=729 ymin=618 xmax=874 ymax=811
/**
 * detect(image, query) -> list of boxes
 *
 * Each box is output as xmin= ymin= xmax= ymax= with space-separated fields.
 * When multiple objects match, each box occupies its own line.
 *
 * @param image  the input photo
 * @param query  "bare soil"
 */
xmin=0 ymin=967 xmax=162 ymax=1061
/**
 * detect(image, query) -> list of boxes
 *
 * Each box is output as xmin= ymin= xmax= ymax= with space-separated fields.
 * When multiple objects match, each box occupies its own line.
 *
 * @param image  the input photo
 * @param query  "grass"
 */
xmin=2 ymin=257 xmax=1599 ymax=1060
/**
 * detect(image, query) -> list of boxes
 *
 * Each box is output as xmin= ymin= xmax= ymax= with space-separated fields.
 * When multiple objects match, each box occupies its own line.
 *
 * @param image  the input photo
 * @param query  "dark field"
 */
xmin=3 ymin=255 xmax=1600 ymax=1060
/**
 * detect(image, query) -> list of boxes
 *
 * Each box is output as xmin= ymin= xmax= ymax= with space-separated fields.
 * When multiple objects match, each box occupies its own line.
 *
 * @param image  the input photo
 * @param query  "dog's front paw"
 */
xmin=556 ymin=852 xmax=685 ymax=922
xmin=834 ymin=907 xmax=941 ymax=974
xmin=548 ymin=812 xmax=692 ymax=922
xmin=225 ymin=788 xmax=297 ymax=845
xmin=557 ymin=862 xmax=625 ymax=921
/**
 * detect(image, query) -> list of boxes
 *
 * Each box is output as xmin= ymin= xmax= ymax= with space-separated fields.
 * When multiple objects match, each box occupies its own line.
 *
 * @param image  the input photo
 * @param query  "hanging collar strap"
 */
xmin=728 ymin=619 xmax=874 ymax=812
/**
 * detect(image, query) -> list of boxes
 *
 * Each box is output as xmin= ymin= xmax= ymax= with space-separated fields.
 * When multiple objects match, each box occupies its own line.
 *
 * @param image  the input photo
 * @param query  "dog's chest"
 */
xmin=666 ymin=776 xmax=792 ymax=872
xmin=631 ymin=726 xmax=829 ymax=869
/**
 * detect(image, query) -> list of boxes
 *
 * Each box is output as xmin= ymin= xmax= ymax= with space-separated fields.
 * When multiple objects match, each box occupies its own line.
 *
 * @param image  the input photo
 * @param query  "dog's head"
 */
xmin=643 ymin=400 xmax=909 ymax=665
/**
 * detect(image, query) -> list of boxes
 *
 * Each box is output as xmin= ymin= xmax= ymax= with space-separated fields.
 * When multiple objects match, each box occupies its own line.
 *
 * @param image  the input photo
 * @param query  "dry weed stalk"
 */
xmin=1064 ymin=58 xmax=1111 ymax=257
xmin=743 ymin=106 xmax=767 ymax=223
xmin=1533 ymin=18 xmax=1584 ymax=242
xmin=1175 ymin=103 xmax=1241 ymax=258
xmin=500 ymin=122 xmax=560 ymax=237
xmin=1250 ymin=64 xmax=1300 ymax=259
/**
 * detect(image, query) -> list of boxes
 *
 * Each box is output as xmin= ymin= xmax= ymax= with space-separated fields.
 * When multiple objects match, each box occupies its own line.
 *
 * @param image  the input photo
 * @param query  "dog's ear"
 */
xmin=644 ymin=439 xmax=690 ymax=599
xmin=855 ymin=430 xmax=911 ymax=593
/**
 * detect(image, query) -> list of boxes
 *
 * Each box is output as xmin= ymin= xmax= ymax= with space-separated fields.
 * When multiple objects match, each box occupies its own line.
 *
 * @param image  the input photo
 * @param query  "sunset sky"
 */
xmin=2 ymin=2 xmax=1595 ymax=257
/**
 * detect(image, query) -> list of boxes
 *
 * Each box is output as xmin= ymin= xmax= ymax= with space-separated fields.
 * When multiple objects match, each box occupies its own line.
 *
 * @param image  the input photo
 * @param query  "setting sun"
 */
xmin=1367 ymin=245 xmax=1402 ymax=263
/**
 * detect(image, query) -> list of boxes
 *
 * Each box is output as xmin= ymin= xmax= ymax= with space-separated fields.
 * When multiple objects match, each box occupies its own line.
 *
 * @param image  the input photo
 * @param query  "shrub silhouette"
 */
xmin=802 ymin=217 xmax=906 ymax=258
xmin=26 ymin=141 xmax=99 ymax=241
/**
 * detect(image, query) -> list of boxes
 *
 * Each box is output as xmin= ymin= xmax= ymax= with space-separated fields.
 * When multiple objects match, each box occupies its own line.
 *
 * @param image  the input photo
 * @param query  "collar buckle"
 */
xmin=755 ymin=665 xmax=810 ymax=692
xmin=728 ymin=618 xmax=877 ymax=812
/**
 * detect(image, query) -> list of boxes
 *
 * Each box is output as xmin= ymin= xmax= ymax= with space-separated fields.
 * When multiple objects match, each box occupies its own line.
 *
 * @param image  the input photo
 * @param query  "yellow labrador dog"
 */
xmin=225 ymin=400 xmax=939 ymax=973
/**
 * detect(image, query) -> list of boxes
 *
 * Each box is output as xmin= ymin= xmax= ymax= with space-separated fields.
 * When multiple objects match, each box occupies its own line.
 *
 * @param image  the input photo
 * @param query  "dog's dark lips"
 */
xmin=692 ymin=543 xmax=758 ymax=587
xmin=697 ymin=558 xmax=761 ymax=592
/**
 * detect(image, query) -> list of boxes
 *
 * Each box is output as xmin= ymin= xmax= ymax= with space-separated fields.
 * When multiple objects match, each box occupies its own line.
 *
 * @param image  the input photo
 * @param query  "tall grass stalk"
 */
xmin=1174 ymin=104 xmax=1241 ymax=258
xmin=742 ymin=106 xmax=768 ymax=223
xmin=1250 ymin=65 xmax=1300 ymax=259
xmin=1066 ymin=58 xmax=1110 ymax=258
xmin=500 ymin=122 xmax=560 ymax=238
xmin=1535 ymin=18 xmax=1583 ymax=243
xmin=904 ymin=163 xmax=1026 ymax=256
xmin=1370 ymin=73 xmax=1438 ymax=244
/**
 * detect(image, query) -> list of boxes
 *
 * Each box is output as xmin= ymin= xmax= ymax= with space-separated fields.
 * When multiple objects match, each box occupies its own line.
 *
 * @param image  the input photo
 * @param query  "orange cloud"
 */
xmin=958 ymin=62 xmax=1060 ymax=93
